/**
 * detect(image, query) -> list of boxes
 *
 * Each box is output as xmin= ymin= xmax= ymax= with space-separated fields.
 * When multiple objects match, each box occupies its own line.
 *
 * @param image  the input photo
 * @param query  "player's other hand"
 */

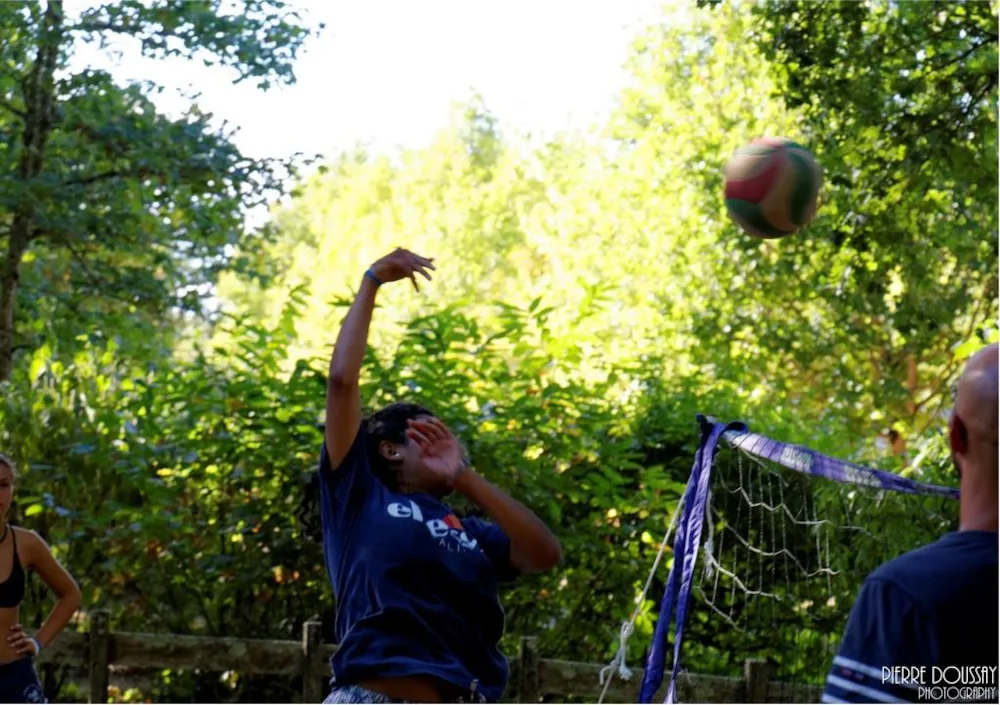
xmin=7 ymin=624 xmax=38 ymax=656
xmin=370 ymin=248 xmax=436 ymax=291
xmin=407 ymin=418 xmax=466 ymax=487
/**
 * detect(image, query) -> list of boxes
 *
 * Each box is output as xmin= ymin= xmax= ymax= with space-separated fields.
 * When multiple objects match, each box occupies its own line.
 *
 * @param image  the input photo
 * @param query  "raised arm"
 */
xmin=325 ymin=248 xmax=435 ymax=469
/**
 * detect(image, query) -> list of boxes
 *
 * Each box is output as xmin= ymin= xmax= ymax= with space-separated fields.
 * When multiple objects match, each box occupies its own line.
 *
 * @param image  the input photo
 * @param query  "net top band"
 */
xmin=718 ymin=425 xmax=960 ymax=500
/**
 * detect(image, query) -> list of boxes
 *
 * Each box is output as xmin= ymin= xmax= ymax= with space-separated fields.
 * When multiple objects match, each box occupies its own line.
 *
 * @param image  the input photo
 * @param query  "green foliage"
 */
xmin=209 ymin=0 xmax=992 ymax=691
xmin=4 ymin=290 xmax=698 ymax=701
xmin=75 ymin=1 xmax=317 ymax=89
xmin=736 ymin=0 xmax=999 ymax=456
xmin=0 ymin=0 xmax=318 ymax=378
xmin=0 ymin=0 xmax=993 ymax=700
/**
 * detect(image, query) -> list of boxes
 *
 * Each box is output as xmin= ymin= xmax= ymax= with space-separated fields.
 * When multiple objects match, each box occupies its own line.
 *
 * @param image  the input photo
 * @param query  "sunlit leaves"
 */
xmin=1 ymin=0 xmax=993 ymax=698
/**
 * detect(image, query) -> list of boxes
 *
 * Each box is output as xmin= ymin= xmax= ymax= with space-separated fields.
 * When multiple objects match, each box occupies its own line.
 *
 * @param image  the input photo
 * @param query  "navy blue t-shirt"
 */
xmin=824 ymin=530 xmax=998 ymax=703
xmin=318 ymin=426 xmax=518 ymax=702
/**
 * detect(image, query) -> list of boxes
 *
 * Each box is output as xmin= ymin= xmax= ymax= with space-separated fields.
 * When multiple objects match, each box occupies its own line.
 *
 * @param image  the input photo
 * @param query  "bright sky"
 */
xmin=69 ymin=0 xmax=666 ymax=163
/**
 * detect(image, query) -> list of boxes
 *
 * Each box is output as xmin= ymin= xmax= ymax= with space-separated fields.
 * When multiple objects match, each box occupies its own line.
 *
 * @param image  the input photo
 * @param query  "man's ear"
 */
xmin=949 ymin=413 xmax=968 ymax=456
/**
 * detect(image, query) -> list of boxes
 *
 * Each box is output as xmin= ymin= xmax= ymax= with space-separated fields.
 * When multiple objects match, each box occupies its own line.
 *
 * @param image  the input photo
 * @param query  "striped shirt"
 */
xmin=823 ymin=531 xmax=998 ymax=704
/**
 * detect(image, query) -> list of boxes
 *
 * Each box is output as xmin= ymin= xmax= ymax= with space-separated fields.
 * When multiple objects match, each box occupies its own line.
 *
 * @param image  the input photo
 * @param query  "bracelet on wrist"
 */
xmin=364 ymin=268 xmax=383 ymax=287
xmin=29 ymin=637 xmax=41 ymax=655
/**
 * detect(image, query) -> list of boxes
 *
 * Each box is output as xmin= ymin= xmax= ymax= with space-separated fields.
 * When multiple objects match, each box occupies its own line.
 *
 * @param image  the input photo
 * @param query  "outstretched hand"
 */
xmin=370 ymin=247 xmax=436 ymax=291
xmin=406 ymin=418 xmax=465 ymax=485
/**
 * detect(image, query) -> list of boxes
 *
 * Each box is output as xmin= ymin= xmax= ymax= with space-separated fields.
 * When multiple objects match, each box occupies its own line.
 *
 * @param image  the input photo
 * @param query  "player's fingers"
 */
xmin=419 ymin=418 xmax=442 ymax=437
xmin=427 ymin=419 xmax=452 ymax=441
xmin=408 ymin=418 xmax=436 ymax=435
xmin=411 ymin=419 xmax=442 ymax=442
xmin=404 ymin=252 xmax=430 ymax=276
xmin=415 ymin=419 xmax=449 ymax=446
xmin=409 ymin=272 xmax=419 ymax=291
xmin=395 ymin=250 xmax=416 ymax=271
xmin=400 ymin=248 xmax=432 ymax=263
xmin=406 ymin=427 xmax=431 ymax=449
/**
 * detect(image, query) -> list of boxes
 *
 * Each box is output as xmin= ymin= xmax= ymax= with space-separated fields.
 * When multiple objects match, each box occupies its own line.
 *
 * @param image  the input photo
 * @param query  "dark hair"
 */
xmin=0 ymin=453 xmax=17 ymax=483
xmin=298 ymin=402 xmax=433 ymax=541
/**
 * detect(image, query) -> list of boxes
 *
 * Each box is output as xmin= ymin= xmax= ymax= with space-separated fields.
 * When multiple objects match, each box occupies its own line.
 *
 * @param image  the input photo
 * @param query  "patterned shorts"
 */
xmin=0 ymin=657 xmax=46 ymax=704
xmin=324 ymin=685 xmax=397 ymax=704
xmin=323 ymin=684 xmax=487 ymax=704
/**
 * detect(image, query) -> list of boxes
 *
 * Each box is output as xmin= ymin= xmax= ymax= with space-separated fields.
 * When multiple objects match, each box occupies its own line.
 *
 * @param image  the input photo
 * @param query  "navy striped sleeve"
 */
xmin=823 ymin=579 xmax=940 ymax=703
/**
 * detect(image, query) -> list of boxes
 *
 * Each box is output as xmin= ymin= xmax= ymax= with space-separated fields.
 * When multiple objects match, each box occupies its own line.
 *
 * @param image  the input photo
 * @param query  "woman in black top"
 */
xmin=0 ymin=453 xmax=82 ymax=703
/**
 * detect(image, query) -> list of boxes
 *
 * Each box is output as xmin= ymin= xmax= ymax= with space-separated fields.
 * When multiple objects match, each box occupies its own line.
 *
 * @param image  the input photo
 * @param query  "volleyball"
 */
xmin=723 ymin=137 xmax=822 ymax=239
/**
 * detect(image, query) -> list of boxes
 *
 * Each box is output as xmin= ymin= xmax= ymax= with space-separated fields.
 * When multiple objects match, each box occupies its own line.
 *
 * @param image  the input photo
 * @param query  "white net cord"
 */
xmin=597 ymin=496 xmax=685 ymax=704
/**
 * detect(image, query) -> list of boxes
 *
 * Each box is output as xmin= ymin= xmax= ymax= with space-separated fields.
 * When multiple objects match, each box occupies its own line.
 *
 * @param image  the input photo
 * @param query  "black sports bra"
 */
xmin=0 ymin=527 xmax=25 ymax=608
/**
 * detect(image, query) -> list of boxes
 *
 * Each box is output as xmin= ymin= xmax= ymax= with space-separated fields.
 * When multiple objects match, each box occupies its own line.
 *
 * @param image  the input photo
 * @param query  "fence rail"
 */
xmin=38 ymin=611 xmax=823 ymax=703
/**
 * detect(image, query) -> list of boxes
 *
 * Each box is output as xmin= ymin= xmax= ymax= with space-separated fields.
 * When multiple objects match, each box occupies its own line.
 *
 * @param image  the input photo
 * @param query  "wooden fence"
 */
xmin=36 ymin=611 xmax=823 ymax=703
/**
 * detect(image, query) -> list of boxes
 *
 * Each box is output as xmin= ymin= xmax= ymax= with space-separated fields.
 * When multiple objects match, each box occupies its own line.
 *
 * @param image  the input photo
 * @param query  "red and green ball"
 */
xmin=724 ymin=137 xmax=822 ymax=239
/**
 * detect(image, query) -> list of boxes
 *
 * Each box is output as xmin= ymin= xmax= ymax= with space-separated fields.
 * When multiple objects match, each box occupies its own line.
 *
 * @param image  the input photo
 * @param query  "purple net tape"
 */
xmin=720 ymin=427 xmax=960 ymax=500
xmin=638 ymin=417 xmax=959 ymax=704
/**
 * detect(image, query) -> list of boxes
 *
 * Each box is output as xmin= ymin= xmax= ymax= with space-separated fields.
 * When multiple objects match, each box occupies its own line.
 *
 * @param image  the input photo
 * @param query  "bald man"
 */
xmin=823 ymin=344 xmax=999 ymax=704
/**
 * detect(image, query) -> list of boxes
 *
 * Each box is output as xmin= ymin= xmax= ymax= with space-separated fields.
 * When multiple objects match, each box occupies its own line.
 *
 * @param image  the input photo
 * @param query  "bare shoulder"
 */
xmin=12 ymin=527 xmax=48 ymax=562
xmin=12 ymin=526 xmax=44 ymax=544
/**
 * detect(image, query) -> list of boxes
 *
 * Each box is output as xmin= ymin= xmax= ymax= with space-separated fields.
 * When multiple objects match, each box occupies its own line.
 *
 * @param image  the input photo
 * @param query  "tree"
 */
xmin=4 ymin=0 xmax=989 ymax=698
xmin=0 ymin=0 xmax=318 ymax=380
xmin=611 ymin=0 xmax=996 ymax=470
xmin=740 ymin=0 xmax=998 ymax=463
xmin=209 ymin=2 xmax=992 ymax=681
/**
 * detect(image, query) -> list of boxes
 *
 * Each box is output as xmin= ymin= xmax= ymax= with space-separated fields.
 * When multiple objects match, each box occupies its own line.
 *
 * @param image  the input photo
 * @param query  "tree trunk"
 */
xmin=905 ymin=353 xmax=919 ymax=417
xmin=0 ymin=223 xmax=31 ymax=383
xmin=0 ymin=0 xmax=64 ymax=382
